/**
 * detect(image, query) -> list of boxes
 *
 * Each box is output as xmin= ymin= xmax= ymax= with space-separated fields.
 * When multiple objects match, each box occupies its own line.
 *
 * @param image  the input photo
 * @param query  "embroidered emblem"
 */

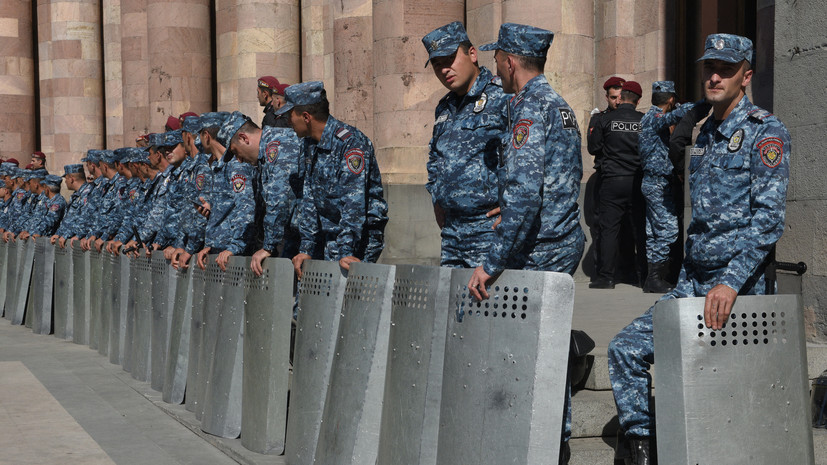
xmin=195 ymin=174 xmax=205 ymax=191
xmin=559 ymin=108 xmax=578 ymax=130
xmin=266 ymin=141 xmax=280 ymax=163
xmin=16 ymin=192 xmax=24 ymax=200
xmin=345 ymin=149 xmax=364 ymax=175
xmin=690 ymin=147 xmax=705 ymax=157
xmin=758 ymin=137 xmax=783 ymax=168
xmin=231 ymin=173 xmax=247 ymax=192
xmin=129 ymin=189 xmax=138 ymax=201
xmin=715 ymin=39 xmax=725 ymax=50
xmin=512 ymin=119 xmax=533 ymax=149
xmin=335 ymin=127 xmax=352 ymax=140
xmin=50 ymin=204 xmax=60 ymax=212
xmin=436 ymin=114 xmax=448 ymax=124
xmin=474 ymin=92 xmax=488 ymax=113
xmin=728 ymin=128 xmax=744 ymax=152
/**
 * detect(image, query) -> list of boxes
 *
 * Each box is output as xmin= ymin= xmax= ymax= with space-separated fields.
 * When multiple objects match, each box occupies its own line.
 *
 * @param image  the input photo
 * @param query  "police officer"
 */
xmin=589 ymin=80 xmax=647 ymax=289
xmin=83 ymin=149 xmax=125 ymax=252
xmin=280 ymin=81 xmax=388 ymax=276
xmin=638 ymin=82 xmax=706 ymax=293
xmin=467 ymin=23 xmax=586 ymax=464
xmin=52 ymin=164 xmax=92 ymax=248
xmin=224 ymin=111 xmax=304 ymax=276
xmin=19 ymin=175 xmax=66 ymax=240
xmin=30 ymin=151 xmax=47 ymax=172
xmin=608 ymin=34 xmax=790 ymax=465
xmin=421 ymin=21 xmax=509 ymax=268
xmin=257 ymin=76 xmax=290 ymax=128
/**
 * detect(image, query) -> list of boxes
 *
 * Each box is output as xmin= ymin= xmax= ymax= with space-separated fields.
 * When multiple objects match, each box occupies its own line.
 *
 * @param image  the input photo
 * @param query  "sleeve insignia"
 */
xmin=757 ymin=137 xmax=783 ymax=168
xmin=129 ymin=189 xmax=138 ymax=201
xmin=512 ymin=119 xmax=533 ymax=149
xmin=345 ymin=149 xmax=365 ymax=175
xmin=266 ymin=140 xmax=280 ymax=163
xmin=16 ymin=192 xmax=24 ymax=200
xmin=335 ymin=127 xmax=352 ymax=141
xmin=435 ymin=113 xmax=448 ymax=124
xmin=559 ymin=108 xmax=578 ymax=130
xmin=50 ymin=203 xmax=60 ymax=212
xmin=473 ymin=92 xmax=488 ymax=113
xmin=195 ymin=174 xmax=205 ymax=191
xmin=231 ymin=173 xmax=247 ymax=192
xmin=690 ymin=147 xmax=705 ymax=157
xmin=728 ymin=128 xmax=744 ymax=152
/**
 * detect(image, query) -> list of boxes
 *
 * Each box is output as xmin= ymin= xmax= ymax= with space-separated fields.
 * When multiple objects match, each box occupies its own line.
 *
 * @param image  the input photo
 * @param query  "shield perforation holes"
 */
xmin=455 ymin=284 xmax=529 ymax=320
xmin=696 ymin=311 xmax=787 ymax=346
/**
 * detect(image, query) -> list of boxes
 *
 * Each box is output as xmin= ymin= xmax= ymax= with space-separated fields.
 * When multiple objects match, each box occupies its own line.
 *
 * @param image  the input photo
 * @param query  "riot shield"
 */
xmin=11 ymin=239 xmax=35 ymax=325
xmin=31 ymin=238 xmax=55 ymax=335
xmin=53 ymin=241 xmax=74 ymax=340
xmin=0 ymin=239 xmax=8 ymax=317
xmin=150 ymin=251 xmax=172 ymax=391
xmin=71 ymin=244 xmax=90 ymax=345
xmin=108 ymin=252 xmax=129 ymax=364
xmin=185 ymin=263 xmax=206 ymax=413
xmin=195 ymin=257 xmax=221 ymax=421
xmin=162 ymin=265 xmax=193 ymax=404
xmin=130 ymin=252 xmax=153 ymax=382
xmin=88 ymin=249 xmax=104 ymax=350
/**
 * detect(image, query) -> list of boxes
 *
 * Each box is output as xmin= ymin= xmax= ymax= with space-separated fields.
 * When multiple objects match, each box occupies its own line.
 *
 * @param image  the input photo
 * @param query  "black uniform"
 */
xmin=262 ymin=102 xmax=290 ymax=129
xmin=590 ymin=102 xmax=647 ymax=284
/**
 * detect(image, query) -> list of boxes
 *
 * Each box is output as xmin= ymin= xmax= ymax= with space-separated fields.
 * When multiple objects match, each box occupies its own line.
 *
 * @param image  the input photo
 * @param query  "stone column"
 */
xmin=332 ymin=0 xmax=373 ymax=138
xmin=120 ymin=0 xmax=149 ymax=142
xmin=0 ymin=0 xmax=36 ymax=162
xmin=300 ymin=0 xmax=334 ymax=111
xmin=37 ymin=0 xmax=104 ymax=170
xmin=215 ymin=0 xmax=300 ymax=121
xmin=146 ymin=0 xmax=212 ymax=130
xmin=103 ymin=0 xmax=123 ymax=148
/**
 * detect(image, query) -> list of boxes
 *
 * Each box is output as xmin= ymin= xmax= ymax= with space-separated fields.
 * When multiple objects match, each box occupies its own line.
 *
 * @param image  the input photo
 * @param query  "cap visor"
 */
xmin=697 ymin=50 xmax=743 ymax=63
xmin=275 ymin=102 xmax=294 ymax=116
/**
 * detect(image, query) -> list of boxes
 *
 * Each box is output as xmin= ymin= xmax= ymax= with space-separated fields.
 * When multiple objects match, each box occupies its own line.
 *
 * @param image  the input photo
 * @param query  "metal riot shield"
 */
xmin=122 ymin=256 xmax=138 ymax=372
xmin=195 ymin=257 xmax=222 ymax=421
xmin=29 ymin=239 xmax=46 ymax=332
xmin=201 ymin=255 xmax=248 ymax=439
xmin=654 ymin=295 xmax=814 ymax=464
xmin=108 ymin=252 xmax=129 ymax=364
xmin=11 ymin=239 xmax=35 ymax=325
xmin=0 ymin=239 xmax=8 ymax=317
xmin=162 ymin=265 xmax=193 ymax=404
xmin=150 ymin=251 xmax=172 ymax=391
xmin=185 ymin=263 xmax=206 ymax=414
xmin=97 ymin=250 xmax=112 ymax=356
xmin=4 ymin=240 xmax=19 ymax=320
xmin=53 ymin=241 xmax=74 ymax=340
xmin=241 ymin=257 xmax=293 ymax=454
xmin=131 ymin=252 xmax=153 ymax=382
xmin=88 ymin=249 xmax=104 ymax=350
xmin=31 ymin=238 xmax=55 ymax=335
xmin=285 ymin=260 xmax=348 ymax=465
xmin=71 ymin=245 xmax=90 ymax=345
xmin=436 ymin=269 xmax=575 ymax=465
xmin=376 ymin=265 xmax=452 ymax=465
xmin=315 ymin=263 xmax=397 ymax=465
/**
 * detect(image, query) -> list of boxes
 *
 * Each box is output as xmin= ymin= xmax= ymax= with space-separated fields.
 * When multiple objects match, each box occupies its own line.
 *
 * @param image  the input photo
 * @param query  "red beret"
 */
xmin=31 ymin=151 xmax=46 ymax=160
xmin=165 ymin=116 xmax=181 ymax=130
xmin=603 ymin=76 xmax=626 ymax=90
xmin=621 ymin=80 xmax=643 ymax=96
xmin=274 ymin=83 xmax=289 ymax=96
xmin=6 ymin=158 xmax=19 ymax=166
xmin=257 ymin=76 xmax=280 ymax=91
xmin=179 ymin=111 xmax=198 ymax=120
xmin=25 ymin=163 xmax=33 ymax=170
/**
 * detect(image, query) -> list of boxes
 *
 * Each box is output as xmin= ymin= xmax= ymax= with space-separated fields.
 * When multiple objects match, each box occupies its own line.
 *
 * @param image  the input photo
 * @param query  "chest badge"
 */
xmin=728 ymin=128 xmax=744 ymax=152
xmin=473 ymin=92 xmax=488 ymax=113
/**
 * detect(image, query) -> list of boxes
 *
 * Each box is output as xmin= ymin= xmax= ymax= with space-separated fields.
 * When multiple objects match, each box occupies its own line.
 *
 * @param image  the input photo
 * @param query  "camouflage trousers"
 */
xmin=440 ymin=213 xmax=498 ymax=268
xmin=641 ymin=173 xmax=678 ymax=263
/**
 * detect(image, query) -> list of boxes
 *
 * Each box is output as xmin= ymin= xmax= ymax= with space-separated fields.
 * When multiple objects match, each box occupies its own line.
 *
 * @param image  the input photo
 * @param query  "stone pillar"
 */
xmin=0 ymin=0 xmax=36 ymax=162
xmin=120 ymin=0 xmax=150 ymax=142
xmin=301 ymin=0 xmax=334 ymax=112
xmin=215 ymin=0 xmax=300 ymax=121
xmin=103 ymin=0 xmax=123 ymax=148
xmin=146 ymin=0 xmax=212 ymax=130
xmin=332 ymin=0 xmax=373 ymax=138
xmin=37 ymin=0 xmax=104 ymax=170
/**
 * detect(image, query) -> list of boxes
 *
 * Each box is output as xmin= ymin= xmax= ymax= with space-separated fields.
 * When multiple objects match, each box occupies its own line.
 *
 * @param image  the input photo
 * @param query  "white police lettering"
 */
xmin=610 ymin=121 xmax=642 ymax=132
xmin=559 ymin=108 xmax=578 ymax=130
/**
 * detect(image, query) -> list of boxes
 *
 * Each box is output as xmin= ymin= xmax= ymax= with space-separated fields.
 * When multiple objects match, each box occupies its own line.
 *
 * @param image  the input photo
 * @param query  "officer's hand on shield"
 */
xmin=50 ymin=234 xmax=59 ymax=245
xmin=339 ymin=256 xmax=360 ymax=271
xmin=4 ymin=232 xmax=15 ymax=243
xmin=251 ymin=249 xmax=271 ymax=276
xmin=433 ymin=203 xmax=446 ymax=229
xmin=292 ymin=253 xmax=311 ymax=280
xmin=163 ymin=246 xmax=176 ymax=261
xmin=31 ymin=234 xmax=39 ymax=240
xmin=216 ymin=250 xmax=233 ymax=271
xmin=58 ymin=236 xmax=67 ymax=248
xmin=195 ymin=247 xmax=210 ymax=270
xmin=69 ymin=236 xmax=79 ymax=248
xmin=174 ymin=249 xmax=191 ymax=270
xmin=94 ymin=238 xmax=104 ymax=252
xmin=704 ymin=284 xmax=737 ymax=330
xmin=468 ymin=266 xmax=494 ymax=301
xmin=18 ymin=231 xmax=30 ymax=241
xmin=487 ymin=206 xmax=502 ymax=229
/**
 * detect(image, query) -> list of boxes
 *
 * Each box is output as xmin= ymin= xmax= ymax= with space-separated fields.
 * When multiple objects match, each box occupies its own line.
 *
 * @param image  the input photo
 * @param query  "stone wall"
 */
xmin=774 ymin=0 xmax=827 ymax=341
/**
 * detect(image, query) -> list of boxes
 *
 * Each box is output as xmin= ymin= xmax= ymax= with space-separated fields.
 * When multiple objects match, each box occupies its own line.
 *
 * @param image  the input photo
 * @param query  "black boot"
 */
xmin=642 ymin=261 xmax=673 ymax=294
xmin=559 ymin=440 xmax=571 ymax=464
xmin=626 ymin=437 xmax=652 ymax=465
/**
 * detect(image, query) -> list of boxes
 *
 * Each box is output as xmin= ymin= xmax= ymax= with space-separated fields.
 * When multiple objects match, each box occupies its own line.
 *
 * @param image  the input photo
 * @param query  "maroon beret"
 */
xmin=6 ymin=158 xmax=19 ymax=166
xmin=257 ymin=76 xmax=280 ymax=91
xmin=621 ymin=80 xmax=643 ymax=96
xmin=274 ymin=83 xmax=289 ymax=96
xmin=603 ymin=76 xmax=626 ymax=90
xmin=165 ymin=116 xmax=181 ymax=130
xmin=31 ymin=151 xmax=46 ymax=160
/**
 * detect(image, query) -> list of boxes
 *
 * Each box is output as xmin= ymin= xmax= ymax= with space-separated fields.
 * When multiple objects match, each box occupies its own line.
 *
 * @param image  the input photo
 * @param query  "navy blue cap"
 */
xmin=0 ymin=162 xmax=16 ymax=176
xmin=113 ymin=147 xmax=131 ymax=163
xmin=697 ymin=33 xmax=753 ymax=64
xmin=63 ymin=164 xmax=84 ymax=176
xmin=216 ymin=111 xmax=251 ymax=149
xmin=30 ymin=168 xmax=47 ymax=179
xmin=422 ymin=21 xmax=470 ymax=67
xmin=275 ymin=81 xmax=326 ymax=116
xmin=161 ymin=130 xmax=184 ymax=147
xmin=99 ymin=150 xmax=116 ymax=165
xmin=81 ymin=149 xmax=99 ymax=164
xmin=10 ymin=167 xmax=23 ymax=179
xmin=198 ymin=112 xmax=230 ymax=133
xmin=652 ymin=81 xmax=676 ymax=94
xmin=147 ymin=133 xmax=163 ymax=148
xmin=479 ymin=23 xmax=553 ymax=58
xmin=182 ymin=115 xmax=201 ymax=134
xmin=41 ymin=175 xmax=63 ymax=187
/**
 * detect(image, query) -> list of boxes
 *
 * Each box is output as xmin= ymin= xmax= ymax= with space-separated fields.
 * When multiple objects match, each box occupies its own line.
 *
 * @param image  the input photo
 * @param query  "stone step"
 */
xmin=577 ymin=351 xmax=613 ymax=392
xmin=571 ymin=388 xmax=619 ymax=439
xmin=569 ymin=436 xmax=621 ymax=465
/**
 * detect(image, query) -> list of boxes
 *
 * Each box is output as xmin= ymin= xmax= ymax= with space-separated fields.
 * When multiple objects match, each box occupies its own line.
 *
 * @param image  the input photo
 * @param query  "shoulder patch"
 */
xmin=50 ymin=203 xmax=60 ymax=212
xmin=345 ymin=149 xmax=364 ymax=175
xmin=265 ymin=140 xmax=280 ymax=163
xmin=231 ymin=173 xmax=247 ymax=193
xmin=195 ymin=174 xmax=205 ymax=191
xmin=335 ymin=127 xmax=352 ymax=141
xmin=559 ymin=108 xmax=578 ymax=130
xmin=435 ymin=113 xmax=448 ymax=124
xmin=757 ymin=137 xmax=784 ymax=168
xmin=748 ymin=109 xmax=772 ymax=122
xmin=512 ymin=119 xmax=533 ymax=149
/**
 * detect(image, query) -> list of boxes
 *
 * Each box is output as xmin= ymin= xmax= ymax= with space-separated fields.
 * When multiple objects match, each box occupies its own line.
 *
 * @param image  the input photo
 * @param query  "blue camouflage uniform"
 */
xmin=138 ymin=133 xmax=182 ymax=246
xmin=422 ymin=22 xmax=510 ymax=268
xmin=638 ymin=81 xmax=695 ymax=263
xmin=608 ymin=34 xmax=790 ymax=440
xmin=479 ymin=23 xmax=586 ymax=446
xmin=256 ymin=125 xmax=303 ymax=258
xmin=88 ymin=150 xmax=126 ymax=240
xmin=26 ymin=175 xmax=67 ymax=236
xmin=55 ymin=165 xmax=92 ymax=239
